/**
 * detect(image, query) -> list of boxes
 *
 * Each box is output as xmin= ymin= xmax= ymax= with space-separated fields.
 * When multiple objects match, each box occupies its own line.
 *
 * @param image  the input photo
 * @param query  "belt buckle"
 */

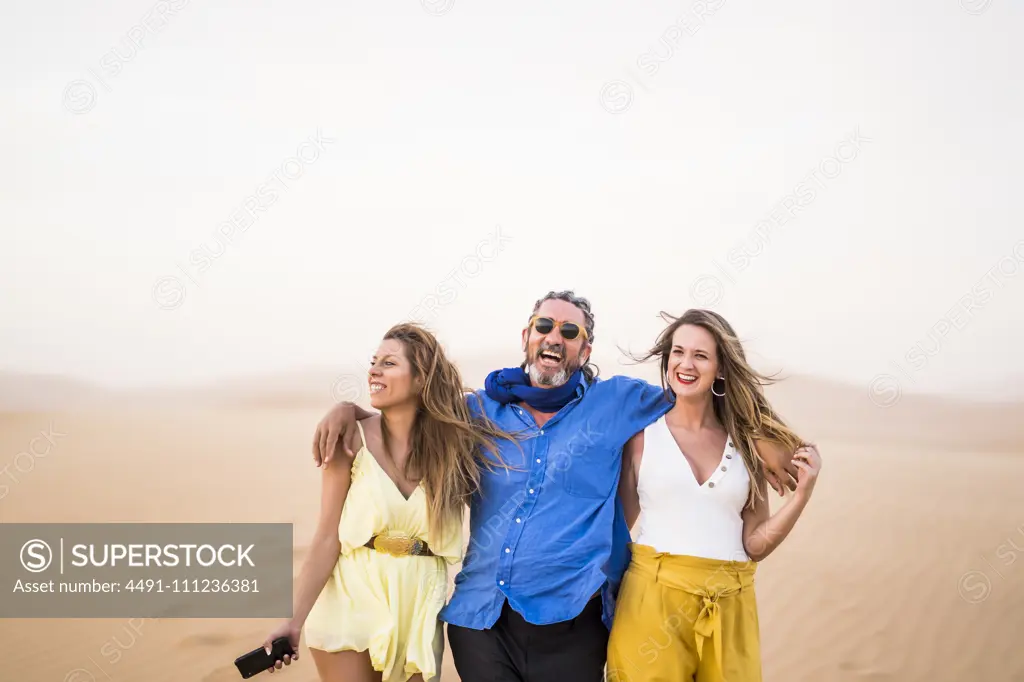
xmin=373 ymin=532 xmax=416 ymax=557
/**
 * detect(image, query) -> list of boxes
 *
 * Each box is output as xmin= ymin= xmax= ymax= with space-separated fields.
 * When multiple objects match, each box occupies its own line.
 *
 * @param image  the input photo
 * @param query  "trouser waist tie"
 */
xmin=628 ymin=543 xmax=756 ymax=674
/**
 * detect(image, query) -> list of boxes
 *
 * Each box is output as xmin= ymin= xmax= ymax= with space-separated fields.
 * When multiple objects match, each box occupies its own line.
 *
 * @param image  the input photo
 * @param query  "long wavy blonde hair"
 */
xmin=379 ymin=323 xmax=516 ymax=539
xmin=631 ymin=309 xmax=809 ymax=506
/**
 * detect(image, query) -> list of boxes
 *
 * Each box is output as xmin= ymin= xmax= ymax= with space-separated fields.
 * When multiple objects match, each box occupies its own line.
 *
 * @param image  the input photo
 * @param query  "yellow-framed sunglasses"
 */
xmin=528 ymin=315 xmax=589 ymax=341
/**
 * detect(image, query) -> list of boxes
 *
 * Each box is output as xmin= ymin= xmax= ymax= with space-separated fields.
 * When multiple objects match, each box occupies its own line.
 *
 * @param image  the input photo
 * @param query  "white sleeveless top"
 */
xmin=634 ymin=415 xmax=751 ymax=562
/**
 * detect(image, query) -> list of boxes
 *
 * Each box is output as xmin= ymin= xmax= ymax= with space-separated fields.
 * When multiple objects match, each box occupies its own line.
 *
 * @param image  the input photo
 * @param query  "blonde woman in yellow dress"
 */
xmin=261 ymin=323 xmax=511 ymax=682
xmin=606 ymin=309 xmax=822 ymax=682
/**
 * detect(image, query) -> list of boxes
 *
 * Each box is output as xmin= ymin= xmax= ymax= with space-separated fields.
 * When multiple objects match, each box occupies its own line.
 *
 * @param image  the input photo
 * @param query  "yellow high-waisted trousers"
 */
xmin=606 ymin=543 xmax=761 ymax=682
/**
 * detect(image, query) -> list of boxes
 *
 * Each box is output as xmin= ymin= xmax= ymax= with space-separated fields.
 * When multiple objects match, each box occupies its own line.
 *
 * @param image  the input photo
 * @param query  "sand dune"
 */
xmin=0 ymin=372 xmax=119 ymax=411
xmin=1 ymin=371 xmax=1023 ymax=681
xmin=4 ymin=362 xmax=1021 ymax=450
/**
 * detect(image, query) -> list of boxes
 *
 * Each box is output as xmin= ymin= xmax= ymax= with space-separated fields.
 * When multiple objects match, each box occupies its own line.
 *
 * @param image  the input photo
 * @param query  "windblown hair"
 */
xmin=380 ymin=323 xmax=515 ymax=539
xmin=630 ymin=309 xmax=809 ymax=506
xmin=523 ymin=290 xmax=600 ymax=382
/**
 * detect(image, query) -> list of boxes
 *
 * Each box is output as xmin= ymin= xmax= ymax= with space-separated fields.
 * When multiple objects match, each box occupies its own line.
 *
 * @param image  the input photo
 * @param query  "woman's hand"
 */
xmin=741 ymin=445 xmax=821 ymax=561
xmin=263 ymin=620 xmax=301 ymax=674
xmin=792 ymin=445 xmax=822 ymax=501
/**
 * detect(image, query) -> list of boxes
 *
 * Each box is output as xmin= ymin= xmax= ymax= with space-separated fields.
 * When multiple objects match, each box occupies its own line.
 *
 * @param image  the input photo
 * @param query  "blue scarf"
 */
xmin=484 ymin=366 xmax=583 ymax=413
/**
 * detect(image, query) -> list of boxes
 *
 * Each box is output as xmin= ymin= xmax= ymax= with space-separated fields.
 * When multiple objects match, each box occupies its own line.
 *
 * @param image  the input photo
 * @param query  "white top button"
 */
xmin=516 ymin=518 xmax=521 ymax=523
xmin=529 ymin=489 xmax=535 ymax=494
xmin=505 ymin=548 xmax=510 ymax=553
xmin=536 ymin=458 xmax=541 ymax=463
xmin=539 ymin=430 xmax=544 ymax=435
xmin=499 ymin=580 xmax=505 ymax=585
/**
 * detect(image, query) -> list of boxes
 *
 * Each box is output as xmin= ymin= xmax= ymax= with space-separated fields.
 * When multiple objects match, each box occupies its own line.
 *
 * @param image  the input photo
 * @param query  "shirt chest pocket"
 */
xmin=552 ymin=444 xmax=620 ymax=499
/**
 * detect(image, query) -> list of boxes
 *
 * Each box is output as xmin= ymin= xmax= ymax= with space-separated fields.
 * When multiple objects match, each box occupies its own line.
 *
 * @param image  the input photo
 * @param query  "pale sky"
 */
xmin=2 ymin=0 xmax=1022 ymax=398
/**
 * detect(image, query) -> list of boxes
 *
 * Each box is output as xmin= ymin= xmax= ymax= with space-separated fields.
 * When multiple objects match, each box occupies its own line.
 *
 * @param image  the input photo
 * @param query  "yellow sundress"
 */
xmin=304 ymin=421 xmax=463 ymax=682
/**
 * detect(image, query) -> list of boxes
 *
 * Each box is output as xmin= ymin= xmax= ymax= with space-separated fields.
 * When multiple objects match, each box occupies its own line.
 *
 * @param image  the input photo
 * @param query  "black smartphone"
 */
xmin=234 ymin=637 xmax=295 ymax=679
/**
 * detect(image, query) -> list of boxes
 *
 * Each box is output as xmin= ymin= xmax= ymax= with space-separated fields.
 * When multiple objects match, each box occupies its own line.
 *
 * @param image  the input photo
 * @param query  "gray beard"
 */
xmin=528 ymin=363 xmax=569 ymax=387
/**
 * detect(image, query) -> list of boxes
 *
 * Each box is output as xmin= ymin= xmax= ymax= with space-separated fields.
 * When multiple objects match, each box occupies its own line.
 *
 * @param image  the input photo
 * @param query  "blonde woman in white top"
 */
xmin=606 ymin=309 xmax=822 ymax=682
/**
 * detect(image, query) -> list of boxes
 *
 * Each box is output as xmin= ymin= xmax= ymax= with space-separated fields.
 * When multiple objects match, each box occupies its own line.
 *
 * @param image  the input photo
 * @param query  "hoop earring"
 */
xmin=711 ymin=377 xmax=726 ymax=397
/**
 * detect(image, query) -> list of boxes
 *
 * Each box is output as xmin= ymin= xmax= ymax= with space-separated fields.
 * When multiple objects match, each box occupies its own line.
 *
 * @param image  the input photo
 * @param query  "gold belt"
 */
xmin=364 ymin=532 xmax=435 ymax=557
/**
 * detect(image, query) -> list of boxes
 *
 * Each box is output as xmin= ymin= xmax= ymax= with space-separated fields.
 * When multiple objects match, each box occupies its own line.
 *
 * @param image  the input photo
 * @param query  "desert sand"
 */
xmin=1 ymin=369 xmax=1022 ymax=682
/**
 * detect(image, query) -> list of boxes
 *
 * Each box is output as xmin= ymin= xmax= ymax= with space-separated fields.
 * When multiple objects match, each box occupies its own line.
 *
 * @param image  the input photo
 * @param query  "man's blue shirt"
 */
xmin=439 ymin=374 xmax=672 ymax=630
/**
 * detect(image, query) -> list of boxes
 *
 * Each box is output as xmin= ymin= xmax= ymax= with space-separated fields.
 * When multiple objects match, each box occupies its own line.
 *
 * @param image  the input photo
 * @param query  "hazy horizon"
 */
xmin=3 ymin=0 xmax=1022 ymax=400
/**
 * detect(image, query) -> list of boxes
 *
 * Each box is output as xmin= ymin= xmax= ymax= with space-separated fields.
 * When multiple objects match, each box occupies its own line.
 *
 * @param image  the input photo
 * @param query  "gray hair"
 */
xmin=526 ymin=290 xmax=599 ymax=382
